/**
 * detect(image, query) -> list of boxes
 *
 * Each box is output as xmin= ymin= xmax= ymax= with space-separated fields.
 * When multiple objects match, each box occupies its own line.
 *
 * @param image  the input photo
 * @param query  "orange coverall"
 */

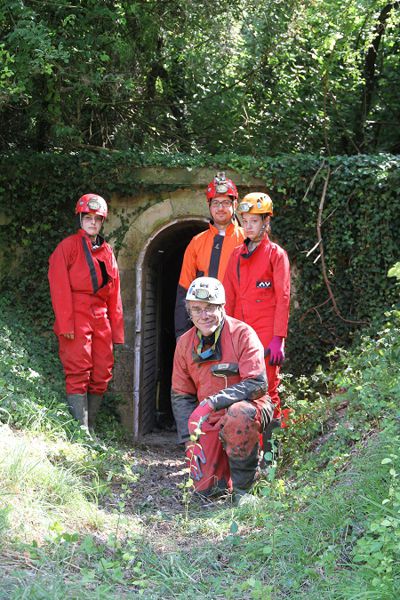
xmin=174 ymin=221 xmax=244 ymax=337
xmin=171 ymin=315 xmax=273 ymax=494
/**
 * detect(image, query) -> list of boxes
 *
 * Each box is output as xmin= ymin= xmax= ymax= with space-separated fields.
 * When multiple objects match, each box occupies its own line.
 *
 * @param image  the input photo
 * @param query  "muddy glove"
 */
xmin=264 ymin=336 xmax=285 ymax=366
xmin=188 ymin=400 xmax=213 ymax=435
xmin=185 ymin=442 xmax=206 ymax=481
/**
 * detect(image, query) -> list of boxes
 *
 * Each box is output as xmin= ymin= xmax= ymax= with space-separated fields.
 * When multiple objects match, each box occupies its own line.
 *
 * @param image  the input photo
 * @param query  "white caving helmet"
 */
xmin=186 ymin=277 xmax=226 ymax=304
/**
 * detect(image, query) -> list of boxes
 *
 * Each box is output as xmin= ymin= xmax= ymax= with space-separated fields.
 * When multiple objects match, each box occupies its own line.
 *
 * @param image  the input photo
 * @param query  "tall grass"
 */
xmin=0 ymin=298 xmax=399 ymax=598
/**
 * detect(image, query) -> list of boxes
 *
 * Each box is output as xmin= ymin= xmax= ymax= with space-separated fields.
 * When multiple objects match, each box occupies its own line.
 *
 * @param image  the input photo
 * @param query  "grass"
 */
xmin=0 ymin=425 xmax=101 ymax=543
xmin=0 ymin=297 xmax=399 ymax=598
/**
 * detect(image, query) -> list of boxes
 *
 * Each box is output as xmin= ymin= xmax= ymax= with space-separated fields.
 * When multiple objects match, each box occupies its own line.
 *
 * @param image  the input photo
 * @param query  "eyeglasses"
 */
xmin=189 ymin=305 xmax=220 ymax=317
xmin=209 ymin=199 xmax=233 ymax=208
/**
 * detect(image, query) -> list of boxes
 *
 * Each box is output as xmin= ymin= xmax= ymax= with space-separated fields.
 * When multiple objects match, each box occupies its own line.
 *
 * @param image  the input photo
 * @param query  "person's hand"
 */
xmin=188 ymin=399 xmax=213 ymax=436
xmin=185 ymin=441 xmax=206 ymax=481
xmin=62 ymin=332 xmax=74 ymax=340
xmin=264 ymin=336 xmax=285 ymax=366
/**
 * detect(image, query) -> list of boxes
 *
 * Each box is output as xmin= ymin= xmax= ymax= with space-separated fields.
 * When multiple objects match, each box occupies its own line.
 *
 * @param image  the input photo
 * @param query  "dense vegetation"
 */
xmin=1 ymin=0 xmax=400 ymax=155
xmin=1 ymin=151 xmax=399 ymax=376
xmin=0 ymin=290 xmax=399 ymax=598
xmin=1 ymin=2 xmax=400 ymax=595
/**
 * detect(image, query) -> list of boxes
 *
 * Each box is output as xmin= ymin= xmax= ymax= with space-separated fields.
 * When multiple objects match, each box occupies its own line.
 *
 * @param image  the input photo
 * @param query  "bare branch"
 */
xmin=316 ymin=168 xmax=369 ymax=326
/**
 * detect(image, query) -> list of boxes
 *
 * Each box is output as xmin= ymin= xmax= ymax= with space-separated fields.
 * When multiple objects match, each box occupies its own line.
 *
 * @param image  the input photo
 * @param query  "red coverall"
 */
xmin=171 ymin=315 xmax=273 ymax=494
xmin=48 ymin=229 xmax=124 ymax=395
xmin=174 ymin=221 xmax=244 ymax=337
xmin=223 ymin=236 xmax=290 ymax=418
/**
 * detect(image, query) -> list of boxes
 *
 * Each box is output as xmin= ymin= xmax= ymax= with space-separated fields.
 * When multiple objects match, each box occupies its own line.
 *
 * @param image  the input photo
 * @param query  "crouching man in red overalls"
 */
xmin=171 ymin=277 xmax=273 ymax=502
xmin=48 ymin=194 xmax=124 ymax=428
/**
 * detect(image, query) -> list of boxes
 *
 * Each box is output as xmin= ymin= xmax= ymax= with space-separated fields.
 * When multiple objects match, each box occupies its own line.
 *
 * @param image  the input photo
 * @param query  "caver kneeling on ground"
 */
xmin=171 ymin=277 xmax=274 ymax=501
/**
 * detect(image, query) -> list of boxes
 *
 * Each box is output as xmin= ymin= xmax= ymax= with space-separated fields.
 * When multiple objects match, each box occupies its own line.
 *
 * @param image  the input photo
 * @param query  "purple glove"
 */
xmin=188 ymin=400 xmax=213 ymax=436
xmin=264 ymin=336 xmax=285 ymax=366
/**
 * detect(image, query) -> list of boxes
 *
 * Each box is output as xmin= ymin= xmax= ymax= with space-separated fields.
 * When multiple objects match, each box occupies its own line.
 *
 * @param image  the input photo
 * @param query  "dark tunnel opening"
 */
xmin=139 ymin=219 xmax=207 ymax=437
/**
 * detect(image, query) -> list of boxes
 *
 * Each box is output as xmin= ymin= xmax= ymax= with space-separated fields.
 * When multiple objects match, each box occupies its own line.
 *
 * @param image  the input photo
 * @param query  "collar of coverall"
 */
xmin=78 ymin=228 xmax=105 ymax=250
xmin=242 ymin=233 xmax=270 ymax=257
xmin=195 ymin=318 xmax=225 ymax=359
xmin=209 ymin=220 xmax=238 ymax=235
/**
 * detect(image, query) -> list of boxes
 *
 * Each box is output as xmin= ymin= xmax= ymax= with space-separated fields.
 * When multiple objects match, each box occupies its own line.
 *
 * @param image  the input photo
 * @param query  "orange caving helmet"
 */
xmin=206 ymin=172 xmax=238 ymax=202
xmin=75 ymin=194 xmax=108 ymax=218
xmin=237 ymin=192 xmax=273 ymax=216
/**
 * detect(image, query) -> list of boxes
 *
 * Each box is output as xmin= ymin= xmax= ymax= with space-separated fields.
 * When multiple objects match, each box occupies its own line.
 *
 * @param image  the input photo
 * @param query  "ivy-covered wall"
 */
xmin=0 ymin=151 xmax=399 ymax=381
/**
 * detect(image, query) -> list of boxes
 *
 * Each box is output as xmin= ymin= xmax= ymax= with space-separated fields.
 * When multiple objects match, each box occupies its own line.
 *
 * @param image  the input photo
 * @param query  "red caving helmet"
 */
xmin=206 ymin=172 xmax=238 ymax=202
xmin=75 ymin=194 xmax=108 ymax=219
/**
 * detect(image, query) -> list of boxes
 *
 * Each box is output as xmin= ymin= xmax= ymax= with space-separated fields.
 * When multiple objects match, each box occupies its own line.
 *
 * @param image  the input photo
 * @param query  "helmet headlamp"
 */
xmin=194 ymin=288 xmax=212 ymax=300
xmin=88 ymin=199 xmax=101 ymax=211
xmin=238 ymin=202 xmax=252 ymax=213
xmin=215 ymin=182 xmax=229 ymax=194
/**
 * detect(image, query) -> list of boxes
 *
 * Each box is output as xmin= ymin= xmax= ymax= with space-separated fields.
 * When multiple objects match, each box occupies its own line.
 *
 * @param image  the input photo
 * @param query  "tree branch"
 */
xmin=316 ymin=167 xmax=369 ymax=326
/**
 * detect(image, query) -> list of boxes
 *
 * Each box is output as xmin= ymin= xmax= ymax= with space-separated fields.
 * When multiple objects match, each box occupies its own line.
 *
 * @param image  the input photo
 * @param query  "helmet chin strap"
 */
xmin=251 ymin=217 xmax=268 ymax=244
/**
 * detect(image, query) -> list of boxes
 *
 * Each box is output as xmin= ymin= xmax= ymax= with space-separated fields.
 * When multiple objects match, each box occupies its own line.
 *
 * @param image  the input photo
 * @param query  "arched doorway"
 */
xmin=134 ymin=217 xmax=207 ymax=439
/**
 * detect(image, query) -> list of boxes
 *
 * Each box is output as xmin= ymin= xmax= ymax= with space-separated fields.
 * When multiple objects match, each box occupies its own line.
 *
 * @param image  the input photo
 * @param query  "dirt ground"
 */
xmin=125 ymin=431 xmax=187 ymax=516
xmin=99 ymin=430 xmax=231 ymax=553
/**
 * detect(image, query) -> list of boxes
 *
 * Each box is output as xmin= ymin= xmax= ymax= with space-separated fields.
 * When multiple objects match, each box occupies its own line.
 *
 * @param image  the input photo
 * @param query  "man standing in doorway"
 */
xmin=174 ymin=172 xmax=244 ymax=338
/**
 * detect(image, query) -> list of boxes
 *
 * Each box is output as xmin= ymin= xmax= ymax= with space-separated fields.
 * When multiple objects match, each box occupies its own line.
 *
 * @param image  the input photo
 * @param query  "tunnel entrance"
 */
xmin=136 ymin=218 xmax=207 ymax=438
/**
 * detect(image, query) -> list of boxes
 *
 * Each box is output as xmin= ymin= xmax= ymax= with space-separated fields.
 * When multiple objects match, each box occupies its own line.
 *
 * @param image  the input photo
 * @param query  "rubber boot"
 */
xmin=261 ymin=418 xmax=281 ymax=468
xmin=88 ymin=394 xmax=102 ymax=430
xmin=66 ymin=393 xmax=88 ymax=427
xmin=232 ymin=487 xmax=252 ymax=506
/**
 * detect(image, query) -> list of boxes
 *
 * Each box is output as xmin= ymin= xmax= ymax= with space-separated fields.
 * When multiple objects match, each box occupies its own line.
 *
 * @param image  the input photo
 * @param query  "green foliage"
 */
xmin=352 ymin=441 xmax=400 ymax=595
xmin=388 ymin=261 xmax=400 ymax=282
xmin=1 ymin=287 xmax=400 ymax=597
xmin=1 ymin=1 xmax=400 ymax=154
xmin=279 ymin=307 xmax=400 ymax=480
xmin=0 ymin=295 xmax=69 ymax=433
xmin=1 ymin=150 xmax=399 ymax=375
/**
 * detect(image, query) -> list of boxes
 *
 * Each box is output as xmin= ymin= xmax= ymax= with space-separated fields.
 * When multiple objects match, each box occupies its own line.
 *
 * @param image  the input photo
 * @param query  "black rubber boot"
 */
xmin=261 ymin=418 xmax=281 ymax=468
xmin=232 ymin=487 xmax=253 ymax=506
xmin=88 ymin=394 xmax=102 ymax=429
xmin=66 ymin=394 xmax=88 ymax=427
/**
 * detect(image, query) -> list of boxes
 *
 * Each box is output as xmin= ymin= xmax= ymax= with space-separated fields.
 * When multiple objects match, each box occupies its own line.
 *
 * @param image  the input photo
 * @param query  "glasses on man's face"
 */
xmin=189 ymin=305 xmax=220 ymax=318
xmin=209 ymin=199 xmax=233 ymax=209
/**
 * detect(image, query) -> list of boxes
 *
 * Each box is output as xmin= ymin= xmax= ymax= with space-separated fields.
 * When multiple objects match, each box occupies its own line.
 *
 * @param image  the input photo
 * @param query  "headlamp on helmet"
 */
xmin=206 ymin=171 xmax=238 ymax=202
